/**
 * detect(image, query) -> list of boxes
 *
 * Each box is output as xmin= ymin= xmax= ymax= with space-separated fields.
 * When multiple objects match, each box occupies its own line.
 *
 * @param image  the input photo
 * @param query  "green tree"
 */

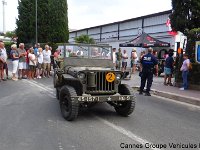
xmin=5 ymin=31 xmax=16 ymax=38
xmin=75 ymin=34 xmax=95 ymax=44
xmin=48 ymin=0 xmax=69 ymax=43
xmin=16 ymin=0 xmax=69 ymax=44
xmin=170 ymin=0 xmax=200 ymax=33
xmin=16 ymin=0 xmax=35 ymax=43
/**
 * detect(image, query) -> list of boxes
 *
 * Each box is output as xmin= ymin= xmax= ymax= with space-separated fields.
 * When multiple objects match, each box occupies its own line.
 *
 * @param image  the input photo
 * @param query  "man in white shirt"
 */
xmin=42 ymin=45 xmax=51 ymax=78
xmin=122 ymin=49 xmax=128 ymax=72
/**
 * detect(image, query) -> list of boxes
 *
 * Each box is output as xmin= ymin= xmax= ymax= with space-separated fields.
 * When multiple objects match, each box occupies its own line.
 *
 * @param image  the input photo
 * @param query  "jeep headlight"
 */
xmin=78 ymin=72 xmax=86 ymax=79
xmin=116 ymin=73 xmax=122 ymax=80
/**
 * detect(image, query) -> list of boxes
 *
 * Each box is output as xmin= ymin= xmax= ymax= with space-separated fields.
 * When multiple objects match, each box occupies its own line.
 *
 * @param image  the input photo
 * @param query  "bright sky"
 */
xmin=0 ymin=0 xmax=172 ymax=32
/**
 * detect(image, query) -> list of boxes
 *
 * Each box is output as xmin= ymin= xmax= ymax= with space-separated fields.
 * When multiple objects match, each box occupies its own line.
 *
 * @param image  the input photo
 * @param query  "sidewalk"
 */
xmin=122 ymin=72 xmax=200 ymax=107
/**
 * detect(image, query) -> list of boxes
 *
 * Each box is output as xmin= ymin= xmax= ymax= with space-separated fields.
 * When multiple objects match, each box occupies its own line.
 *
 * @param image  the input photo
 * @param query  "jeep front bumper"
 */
xmin=71 ymin=95 xmax=135 ymax=102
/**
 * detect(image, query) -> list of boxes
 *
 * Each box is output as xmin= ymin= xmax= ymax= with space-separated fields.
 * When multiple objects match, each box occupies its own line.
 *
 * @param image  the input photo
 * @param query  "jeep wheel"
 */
xmin=56 ymin=88 xmax=60 ymax=100
xmin=53 ymin=71 xmax=59 ymax=88
xmin=115 ymin=84 xmax=135 ymax=117
xmin=59 ymin=86 xmax=79 ymax=121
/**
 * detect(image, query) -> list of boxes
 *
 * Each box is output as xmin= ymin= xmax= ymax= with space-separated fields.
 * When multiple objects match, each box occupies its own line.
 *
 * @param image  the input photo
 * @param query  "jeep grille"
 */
xmin=86 ymin=72 xmax=115 ymax=94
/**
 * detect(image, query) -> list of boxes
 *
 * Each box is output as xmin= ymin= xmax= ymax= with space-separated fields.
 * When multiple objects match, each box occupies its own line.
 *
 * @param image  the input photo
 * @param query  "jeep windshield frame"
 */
xmin=58 ymin=43 xmax=112 ymax=60
xmin=57 ymin=43 xmax=114 ymax=68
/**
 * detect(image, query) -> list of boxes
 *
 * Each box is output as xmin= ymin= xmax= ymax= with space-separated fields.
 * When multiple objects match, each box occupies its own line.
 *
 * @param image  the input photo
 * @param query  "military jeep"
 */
xmin=54 ymin=43 xmax=136 ymax=121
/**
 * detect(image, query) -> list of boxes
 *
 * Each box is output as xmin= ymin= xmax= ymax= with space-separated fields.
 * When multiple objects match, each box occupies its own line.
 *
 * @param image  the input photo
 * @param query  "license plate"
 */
xmin=77 ymin=96 xmax=100 ymax=102
xmin=73 ymin=95 xmax=134 ymax=102
xmin=118 ymin=96 xmax=131 ymax=101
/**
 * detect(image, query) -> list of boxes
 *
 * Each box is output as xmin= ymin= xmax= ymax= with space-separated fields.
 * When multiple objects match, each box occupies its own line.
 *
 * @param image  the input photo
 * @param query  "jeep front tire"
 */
xmin=59 ymin=86 xmax=79 ymax=121
xmin=115 ymin=84 xmax=135 ymax=116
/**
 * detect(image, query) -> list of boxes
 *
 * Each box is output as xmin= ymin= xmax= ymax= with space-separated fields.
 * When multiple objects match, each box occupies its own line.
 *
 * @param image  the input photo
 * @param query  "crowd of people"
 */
xmin=112 ymin=47 xmax=191 ymax=94
xmin=113 ymin=47 xmax=146 ymax=74
xmin=0 ymin=41 xmax=61 ymax=81
xmin=0 ymin=40 xmax=191 ymax=91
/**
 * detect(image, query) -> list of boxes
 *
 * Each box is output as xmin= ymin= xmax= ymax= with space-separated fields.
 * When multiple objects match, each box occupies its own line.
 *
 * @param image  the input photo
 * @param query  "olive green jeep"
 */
xmin=54 ymin=43 xmax=136 ymax=121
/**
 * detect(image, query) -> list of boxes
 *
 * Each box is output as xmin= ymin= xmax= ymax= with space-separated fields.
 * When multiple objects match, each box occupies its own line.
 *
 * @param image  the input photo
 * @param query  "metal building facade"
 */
xmin=69 ymin=10 xmax=174 ymax=50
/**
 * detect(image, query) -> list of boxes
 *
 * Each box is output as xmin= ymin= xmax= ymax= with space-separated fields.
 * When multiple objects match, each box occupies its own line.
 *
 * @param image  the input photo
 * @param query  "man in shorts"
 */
xmin=122 ymin=49 xmax=128 ymax=72
xmin=116 ymin=48 xmax=122 ymax=70
xmin=18 ymin=43 xmax=27 ymax=79
xmin=36 ymin=48 xmax=43 ymax=78
xmin=42 ymin=45 xmax=51 ymax=78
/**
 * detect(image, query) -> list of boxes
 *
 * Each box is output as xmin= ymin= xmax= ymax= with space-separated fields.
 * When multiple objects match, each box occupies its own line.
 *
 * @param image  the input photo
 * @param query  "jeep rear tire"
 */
xmin=56 ymin=88 xmax=60 ymax=100
xmin=59 ymin=86 xmax=79 ymax=121
xmin=53 ymin=72 xmax=59 ymax=88
xmin=115 ymin=84 xmax=135 ymax=116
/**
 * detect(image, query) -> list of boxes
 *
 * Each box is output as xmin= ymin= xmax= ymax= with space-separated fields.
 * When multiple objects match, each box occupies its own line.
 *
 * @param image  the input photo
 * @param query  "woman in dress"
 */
xmin=10 ymin=44 xmax=19 ymax=81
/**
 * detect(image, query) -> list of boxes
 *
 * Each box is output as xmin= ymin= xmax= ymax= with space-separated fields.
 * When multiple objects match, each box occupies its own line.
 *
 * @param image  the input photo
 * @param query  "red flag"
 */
xmin=166 ymin=18 xmax=177 ymax=36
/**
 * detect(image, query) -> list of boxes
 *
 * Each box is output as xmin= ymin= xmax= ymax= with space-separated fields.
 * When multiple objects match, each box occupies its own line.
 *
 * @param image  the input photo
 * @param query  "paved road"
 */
xmin=0 ymin=78 xmax=200 ymax=150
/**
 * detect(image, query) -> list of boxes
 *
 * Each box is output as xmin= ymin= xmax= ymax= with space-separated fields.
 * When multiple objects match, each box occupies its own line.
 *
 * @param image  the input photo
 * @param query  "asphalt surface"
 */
xmin=0 ymin=78 xmax=200 ymax=150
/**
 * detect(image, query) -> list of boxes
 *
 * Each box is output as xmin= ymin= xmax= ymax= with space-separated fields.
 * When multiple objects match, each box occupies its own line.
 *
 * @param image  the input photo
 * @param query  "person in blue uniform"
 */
xmin=139 ymin=47 xmax=158 ymax=96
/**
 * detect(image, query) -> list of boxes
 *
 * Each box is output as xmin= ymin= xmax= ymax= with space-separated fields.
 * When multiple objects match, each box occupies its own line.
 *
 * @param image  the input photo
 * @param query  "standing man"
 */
xmin=0 ymin=41 xmax=8 ymax=80
xmin=139 ymin=47 xmax=158 ymax=96
xmin=36 ymin=48 xmax=43 ymax=79
xmin=112 ymin=48 xmax=116 ymax=68
xmin=18 ymin=43 xmax=27 ymax=79
xmin=116 ymin=48 xmax=122 ymax=70
xmin=122 ymin=49 xmax=128 ymax=72
xmin=43 ymin=45 xmax=51 ymax=78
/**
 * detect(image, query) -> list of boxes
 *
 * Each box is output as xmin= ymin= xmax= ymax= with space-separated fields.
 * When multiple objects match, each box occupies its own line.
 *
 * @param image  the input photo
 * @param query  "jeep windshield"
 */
xmin=58 ymin=43 xmax=112 ymax=60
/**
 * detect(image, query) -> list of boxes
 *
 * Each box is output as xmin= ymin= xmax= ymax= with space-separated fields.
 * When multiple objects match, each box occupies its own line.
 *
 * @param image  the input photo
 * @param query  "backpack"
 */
xmin=188 ymin=62 xmax=192 ymax=70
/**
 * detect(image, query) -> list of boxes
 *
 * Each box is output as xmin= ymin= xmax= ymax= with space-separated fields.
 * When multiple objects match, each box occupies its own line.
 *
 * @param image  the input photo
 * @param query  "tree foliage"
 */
xmin=170 ymin=0 xmax=200 ymax=34
xmin=5 ymin=31 xmax=16 ymax=38
xmin=75 ymin=34 xmax=95 ymax=44
xmin=16 ymin=0 xmax=69 ymax=44
xmin=16 ymin=0 xmax=35 ymax=43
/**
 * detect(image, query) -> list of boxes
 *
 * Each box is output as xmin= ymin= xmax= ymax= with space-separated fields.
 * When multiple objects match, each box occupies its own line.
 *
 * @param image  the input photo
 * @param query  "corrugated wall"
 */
xmin=69 ymin=10 xmax=174 ymax=50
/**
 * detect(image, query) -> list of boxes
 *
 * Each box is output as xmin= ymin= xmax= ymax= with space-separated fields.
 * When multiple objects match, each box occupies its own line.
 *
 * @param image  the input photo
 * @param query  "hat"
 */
xmin=132 ymin=48 xmax=136 ymax=52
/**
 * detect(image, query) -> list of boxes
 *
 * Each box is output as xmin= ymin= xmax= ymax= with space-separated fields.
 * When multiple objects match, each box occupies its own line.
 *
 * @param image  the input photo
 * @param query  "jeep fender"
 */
xmin=62 ymin=74 xmax=83 ymax=96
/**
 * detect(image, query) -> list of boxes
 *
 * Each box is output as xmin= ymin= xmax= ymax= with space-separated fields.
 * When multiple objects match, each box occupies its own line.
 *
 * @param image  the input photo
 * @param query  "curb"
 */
xmin=132 ymin=86 xmax=200 ymax=107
